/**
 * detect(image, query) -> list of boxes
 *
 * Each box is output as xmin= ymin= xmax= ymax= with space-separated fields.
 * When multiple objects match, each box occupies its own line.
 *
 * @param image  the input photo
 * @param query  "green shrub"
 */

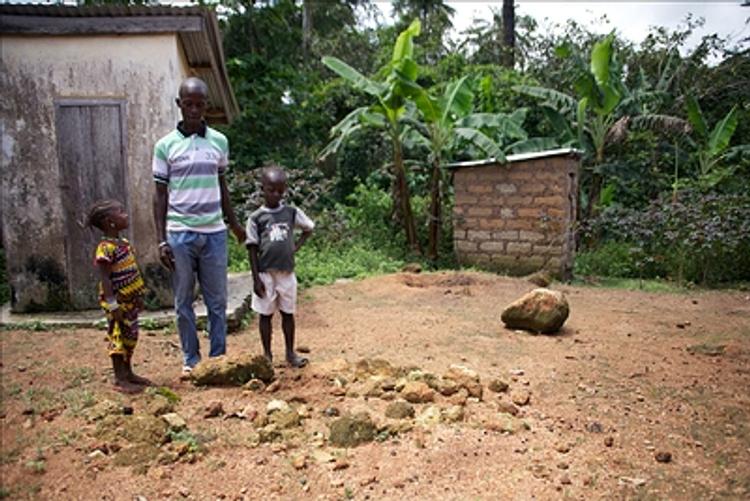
xmin=574 ymin=241 xmax=645 ymax=278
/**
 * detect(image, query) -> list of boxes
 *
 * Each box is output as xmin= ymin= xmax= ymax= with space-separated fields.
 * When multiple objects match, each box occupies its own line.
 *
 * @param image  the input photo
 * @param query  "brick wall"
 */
xmin=451 ymin=152 xmax=579 ymax=278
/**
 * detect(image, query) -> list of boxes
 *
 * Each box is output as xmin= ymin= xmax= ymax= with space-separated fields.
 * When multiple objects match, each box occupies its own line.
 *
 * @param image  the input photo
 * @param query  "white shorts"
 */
xmin=251 ymin=271 xmax=297 ymax=315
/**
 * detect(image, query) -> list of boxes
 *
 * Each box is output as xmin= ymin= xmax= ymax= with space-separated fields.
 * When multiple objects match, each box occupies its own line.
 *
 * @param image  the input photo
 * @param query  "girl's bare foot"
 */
xmin=113 ymin=379 xmax=142 ymax=394
xmin=127 ymin=373 xmax=153 ymax=386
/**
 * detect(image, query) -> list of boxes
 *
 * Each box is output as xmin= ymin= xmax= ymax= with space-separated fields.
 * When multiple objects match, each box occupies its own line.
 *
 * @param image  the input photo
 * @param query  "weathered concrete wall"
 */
xmin=1 ymin=34 xmax=189 ymax=311
xmin=452 ymin=154 xmax=579 ymax=278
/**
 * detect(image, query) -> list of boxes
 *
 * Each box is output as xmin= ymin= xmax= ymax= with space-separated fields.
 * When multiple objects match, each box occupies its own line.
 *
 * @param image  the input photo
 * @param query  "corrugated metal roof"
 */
xmin=0 ymin=4 xmax=238 ymax=123
xmin=0 ymin=4 xmax=205 ymax=17
xmin=445 ymin=148 xmax=583 ymax=169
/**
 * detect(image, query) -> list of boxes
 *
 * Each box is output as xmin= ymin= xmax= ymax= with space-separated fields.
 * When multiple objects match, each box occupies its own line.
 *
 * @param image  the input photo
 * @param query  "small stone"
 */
xmin=266 ymin=400 xmax=291 ymax=415
xmin=509 ymin=369 xmax=525 ymax=376
xmin=122 ymin=406 xmax=134 ymax=416
xmin=586 ymin=421 xmax=603 ymax=433
xmin=161 ymin=413 xmax=187 ymax=431
xmin=415 ymin=405 xmax=442 ymax=427
xmin=204 ymin=401 xmax=224 ymax=419
xmin=243 ymin=379 xmax=266 ymax=392
xmin=240 ymin=404 xmax=257 ymax=421
xmin=22 ymin=418 xmax=33 ymax=429
xmin=604 ymin=436 xmax=614 ymax=447
xmin=441 ymin=405 xmax=464 ymax=423
xmin=557 ymin=462 xmax=569 ymax=470
xmin=265 ymin=380 xmax=282 ymax=393
xmin=400 ymin=381 xmax=435 ymax=404
xmin=488 ymin=379 xmax=509 ymax=393
xmin=385 ymin=402 xmax=415 ymax=420
xmin=497 ymin=401 xmax=519 ymax=416
xmin=333 ymin=459 xmax=350 ymax=471
xmin=178 ymin=487 xmax=190 ymax=497
xmin=655 ymin=451 xmax=672 ymax=463
xmin=447 ymin=388 xmax=469 ymax=406
xmin=291 ymin=454 xmax=307 ymax=470
xmin=560 ymin=474 xmax=572 ymax=485
xmin=88 ymin=450 xmax=107 ymax=460
xmin=360 ymin=476 xmax=377 ymax=486
xmin=511 ymin=389 xmax=530 ymax=406
xmin=297 ymin=345 xmax=311 ymax=354
xmin=555 ymin=443 xmax=570 ymax=454
xmin=323 ymin=406 xmax=340 ymax=417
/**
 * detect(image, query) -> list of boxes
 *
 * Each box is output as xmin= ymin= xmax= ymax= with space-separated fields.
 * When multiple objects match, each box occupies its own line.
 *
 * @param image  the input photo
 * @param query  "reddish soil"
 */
xmin=1 ymin=271 xmax=749 ymax=500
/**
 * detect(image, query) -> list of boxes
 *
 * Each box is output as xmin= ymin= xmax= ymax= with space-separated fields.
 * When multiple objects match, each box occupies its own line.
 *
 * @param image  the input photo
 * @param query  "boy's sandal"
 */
xmin=287 ymin=356 xmax=309 ymax=368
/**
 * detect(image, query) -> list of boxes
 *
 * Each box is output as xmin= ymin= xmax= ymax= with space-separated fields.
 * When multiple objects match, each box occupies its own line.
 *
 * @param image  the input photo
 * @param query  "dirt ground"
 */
xmin=2 ymin=271 xmax=750 ymax=500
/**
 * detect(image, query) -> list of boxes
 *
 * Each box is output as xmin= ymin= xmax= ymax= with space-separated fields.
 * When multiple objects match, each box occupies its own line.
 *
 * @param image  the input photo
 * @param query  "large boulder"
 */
xmin=191 ymin=354 xmax=274 ymax=386
xmin=501 ymin=288 xmax=569 ymax=334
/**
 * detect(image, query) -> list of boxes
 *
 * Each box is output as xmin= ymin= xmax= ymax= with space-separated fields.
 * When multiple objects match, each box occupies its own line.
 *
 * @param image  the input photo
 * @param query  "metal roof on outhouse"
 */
xmin=445 ymin=148 xmax=583 ymax=169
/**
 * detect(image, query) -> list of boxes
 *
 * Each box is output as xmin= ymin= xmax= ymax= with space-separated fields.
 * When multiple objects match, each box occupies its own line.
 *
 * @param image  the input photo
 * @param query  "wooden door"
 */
xmin=55 ymin=99 xmax=128 ymax=309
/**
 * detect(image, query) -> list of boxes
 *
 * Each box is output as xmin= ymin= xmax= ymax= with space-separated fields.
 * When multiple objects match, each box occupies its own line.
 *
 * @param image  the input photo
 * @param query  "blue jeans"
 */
xmin=168 ymin=230 xmax=228 ymax=368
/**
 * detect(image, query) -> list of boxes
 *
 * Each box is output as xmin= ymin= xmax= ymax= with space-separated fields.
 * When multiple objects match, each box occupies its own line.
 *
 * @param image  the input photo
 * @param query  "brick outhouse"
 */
xmin=448 ymin=148 xmax=581 ymax=279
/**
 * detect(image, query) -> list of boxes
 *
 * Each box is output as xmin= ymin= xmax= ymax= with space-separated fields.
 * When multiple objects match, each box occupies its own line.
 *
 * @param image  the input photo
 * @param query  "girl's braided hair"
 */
xmin=87 ymin=199 xmax=121 ymax=231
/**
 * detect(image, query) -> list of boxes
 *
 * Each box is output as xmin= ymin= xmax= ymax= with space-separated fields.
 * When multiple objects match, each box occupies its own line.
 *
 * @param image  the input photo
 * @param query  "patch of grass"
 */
xmin=56 ymin=430 xmax=80 ymax=447
xmin=61 ymin=388 xmax=97 ymax=415
xmin=146 ymin=386 xmax=181 ymax=404
xmin=168 ymin=429 xmax=205 ymax=453
xmin=63 ymin=367 xmax=95 ymax=388
xmin=0 ymin=436 xmax=28 ymax=465
xmin=0 ymin=486 xmax=12 ymax=499
xmin=572 ymin=276 xmax=688 ymax=293
xmin=2 ymin=320 xmax=49 ymax=331
xmin=22 ymin=387 xmax=58 ymax=414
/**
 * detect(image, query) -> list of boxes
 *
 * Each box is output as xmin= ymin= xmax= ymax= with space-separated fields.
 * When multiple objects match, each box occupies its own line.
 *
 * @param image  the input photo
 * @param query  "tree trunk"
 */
xmin=501 ymin=0 xmax=515 ymax=68
xmin=302 ymin=0 xmax=313 ymax=64
xmin=393 ymin=139 xmax=420 ymax=254
xmin=427 ymin=157 xmax=442 ymax=261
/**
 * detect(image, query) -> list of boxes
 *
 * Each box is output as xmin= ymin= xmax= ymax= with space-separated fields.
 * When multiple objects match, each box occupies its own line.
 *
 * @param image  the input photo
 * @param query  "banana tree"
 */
xmin=514 ymin=34 xmax=625 ymax=218
xmin=686 ymin=97 xmax=746 ymax=190
xmin=320 ymin=19 xmax=423 ymax=253
xmin=400 ymin=76 xmax=506 ymax=259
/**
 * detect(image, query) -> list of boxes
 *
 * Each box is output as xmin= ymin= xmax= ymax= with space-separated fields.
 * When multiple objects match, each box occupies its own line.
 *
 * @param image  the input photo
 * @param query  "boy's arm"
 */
xmin=219 ymin=175 xmax=246 ymax=243
xmin=247 ymin=244 xmax=265 ymax=298
xmin=96 ymin=262 xmax=123 ymax=321
xmin=295 ymin=230 xmax=312 ymax=253
xmin=294 ymin=207 xmax=314 ymax=253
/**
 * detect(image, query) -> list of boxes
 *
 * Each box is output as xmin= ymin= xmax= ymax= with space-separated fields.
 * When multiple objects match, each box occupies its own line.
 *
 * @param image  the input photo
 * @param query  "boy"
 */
xmin=246 ymin=166 xmax=314 ymax=368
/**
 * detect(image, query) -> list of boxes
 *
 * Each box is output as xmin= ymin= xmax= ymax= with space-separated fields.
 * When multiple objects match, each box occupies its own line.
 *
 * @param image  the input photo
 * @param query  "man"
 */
xmin=152 ymin=77 xmax=245 ymax=375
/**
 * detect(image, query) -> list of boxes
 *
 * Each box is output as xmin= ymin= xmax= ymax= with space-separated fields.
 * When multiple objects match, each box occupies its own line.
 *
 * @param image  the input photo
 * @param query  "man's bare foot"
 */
xmin=286 ymin=354 xmax=308 ymax=368
xmin=127 ymin=373 xmax=153 ymax=386
xmin=113 ymin=379 xmax=142 ymax=394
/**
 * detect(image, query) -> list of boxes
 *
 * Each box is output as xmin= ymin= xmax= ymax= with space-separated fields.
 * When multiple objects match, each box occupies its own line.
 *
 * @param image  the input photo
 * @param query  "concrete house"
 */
xmin=0 ymin=5 xmax=239 ymax=312
xmin=448 ymin=149 xmax=581 ymax=279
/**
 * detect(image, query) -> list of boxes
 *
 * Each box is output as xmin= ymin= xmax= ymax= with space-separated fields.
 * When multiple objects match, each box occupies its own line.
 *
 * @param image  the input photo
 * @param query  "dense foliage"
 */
xmin=211 ymin=0 xmax=748 ymax=286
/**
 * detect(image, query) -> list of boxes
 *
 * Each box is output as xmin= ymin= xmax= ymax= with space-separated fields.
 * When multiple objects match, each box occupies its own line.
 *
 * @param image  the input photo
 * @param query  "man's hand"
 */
xmin=159 ymin=243 xmax=175 ymax=271
xmin=230 ymin=223 xmax=246 ymax=244
xmin=253 ymin=279 xmax=266 ymax=298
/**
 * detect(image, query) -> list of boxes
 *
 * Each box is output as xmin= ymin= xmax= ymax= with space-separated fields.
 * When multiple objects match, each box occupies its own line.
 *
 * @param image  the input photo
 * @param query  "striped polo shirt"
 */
xmin=152 ymin=123 xmax=228 ymax=233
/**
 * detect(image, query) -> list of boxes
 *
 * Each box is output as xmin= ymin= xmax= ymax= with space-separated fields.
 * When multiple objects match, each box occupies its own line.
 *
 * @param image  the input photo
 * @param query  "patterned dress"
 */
xmin=94 ymin=238 xmax=146 ymax=358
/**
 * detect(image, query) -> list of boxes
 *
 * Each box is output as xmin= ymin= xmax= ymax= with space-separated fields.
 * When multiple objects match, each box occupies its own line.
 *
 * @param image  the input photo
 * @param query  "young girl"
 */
xmin=87 ymin=200 xmax=149 ymax=393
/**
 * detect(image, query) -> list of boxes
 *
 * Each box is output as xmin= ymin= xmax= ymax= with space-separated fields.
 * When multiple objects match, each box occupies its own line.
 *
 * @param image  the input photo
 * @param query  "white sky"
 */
xmin=373 ymin=1 xmax=750 ymax=52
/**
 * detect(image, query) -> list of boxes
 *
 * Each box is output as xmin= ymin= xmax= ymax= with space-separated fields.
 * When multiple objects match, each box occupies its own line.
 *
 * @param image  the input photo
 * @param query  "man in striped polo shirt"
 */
xmin=153 ymin=77 xmax=246 ymax=375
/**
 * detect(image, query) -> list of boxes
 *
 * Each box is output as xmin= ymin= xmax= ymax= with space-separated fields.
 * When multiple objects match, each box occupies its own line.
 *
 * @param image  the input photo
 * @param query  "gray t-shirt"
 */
xmin=245 ymin=204 xmax=314 ymax=272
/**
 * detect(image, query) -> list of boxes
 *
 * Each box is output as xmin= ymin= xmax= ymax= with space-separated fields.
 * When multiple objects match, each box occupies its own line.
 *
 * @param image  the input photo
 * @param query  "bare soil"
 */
xmin=2 ymin=271 xmax=749 ymax=500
